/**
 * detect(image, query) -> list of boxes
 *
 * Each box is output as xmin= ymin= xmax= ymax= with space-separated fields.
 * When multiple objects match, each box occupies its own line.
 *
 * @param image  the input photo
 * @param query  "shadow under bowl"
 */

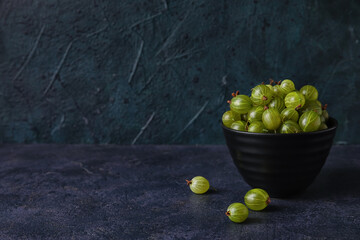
xmin=222 ymin=118 xmax=338 ymax=198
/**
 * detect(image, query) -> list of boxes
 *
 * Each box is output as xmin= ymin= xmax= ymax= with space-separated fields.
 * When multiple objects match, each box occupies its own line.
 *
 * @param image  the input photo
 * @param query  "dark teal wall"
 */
xmin=0 ymin=0 xmax=359 ymax=144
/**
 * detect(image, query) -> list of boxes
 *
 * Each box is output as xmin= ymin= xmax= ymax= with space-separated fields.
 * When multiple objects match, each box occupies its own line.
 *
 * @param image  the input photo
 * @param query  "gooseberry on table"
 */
xmin=244 ymin=188 xmax=271 ymax=211
xmin=186 ymin=176 xmax=210 ymax=194
xmin=225 ymin=203 xmax=249 ymax=223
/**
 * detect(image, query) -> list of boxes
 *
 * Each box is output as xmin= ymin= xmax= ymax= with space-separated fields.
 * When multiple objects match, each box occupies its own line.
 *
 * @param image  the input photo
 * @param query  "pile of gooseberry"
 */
xmin=186 ymin=176 xmax=271 ymax=223
xmin=222 ymin=79 xmax=330 ymax=133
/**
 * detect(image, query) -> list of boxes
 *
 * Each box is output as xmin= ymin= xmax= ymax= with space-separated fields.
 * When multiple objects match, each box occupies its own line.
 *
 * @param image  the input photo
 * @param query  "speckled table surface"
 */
xmin=0 ymin=144 xmax=359 ymax=239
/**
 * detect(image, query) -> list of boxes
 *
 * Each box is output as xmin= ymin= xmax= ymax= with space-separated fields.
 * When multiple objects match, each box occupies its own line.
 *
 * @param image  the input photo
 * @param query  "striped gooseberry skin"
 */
xmin=269 ymin=97 xmax=285 ymax=112
xmin=248 ymin=121 xmax=267 ymax=133
xmin=251 ymin=85 xmax=273 ymax=106
xmin=230 ymin=95 xmax=253 ymax=114
xmin=301 ymin=101 xmax=322 ymax=115
xmin=280 ymin=108 xmax=299 ymax=122
xmin=279 ymin=120 xmax=302 ymax=134
xmin=186 ymin=176 xmax=209 ymax=194
xmin=262 ymin=108 xmax=281 ymax=130
xmin=266 ymin=84 xmax=274 ymax=94
xmin=222 ymin=111 xmax=235 ymax=128
xmin=226 ymin=203 xmax=249 ymax=223
xmin=285 ymin=91 xmax=306 ymax=109
xmin=230 ymin=121 xmax=246 ymax=131
xmin=299 ymin=111 xmax=321 ymax=132
xmin=300 ymin=85 xmax=318 ymax=101
xmin=247 ymin=106 xmax=265 ymax=123
xmin=273 ymin=85 xmax=285 ymax=98
xmin=280 ymin=79 xmax=295 ymax=95
xmin=244 ymin=188 xmax=270 ymax=211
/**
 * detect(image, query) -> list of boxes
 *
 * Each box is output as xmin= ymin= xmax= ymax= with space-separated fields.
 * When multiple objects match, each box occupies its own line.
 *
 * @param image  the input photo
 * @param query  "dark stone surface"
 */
xmin=0 ymin=144 xmax=359 ymax=239
xmin=0 ymin=1 xmax=359 ymax=144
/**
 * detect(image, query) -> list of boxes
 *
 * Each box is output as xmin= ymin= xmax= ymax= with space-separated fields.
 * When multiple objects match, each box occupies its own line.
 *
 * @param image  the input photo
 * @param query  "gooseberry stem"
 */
xmin=186 ymin=180 xmax=192 ymax=186
xmin=262 ymin=96 xmax=267 ymax=101
xmin=225 ymin=211 xmax=231 ymax=216
xmin=264 ymin=106 xmax=269 ymax=110
xmin=295 ymin=104 xmax=301 ymax=110
xmin=266 ymin=197 xmax=271 ymax=205
xmin=322 ymin=104 xmax=328 ymax=110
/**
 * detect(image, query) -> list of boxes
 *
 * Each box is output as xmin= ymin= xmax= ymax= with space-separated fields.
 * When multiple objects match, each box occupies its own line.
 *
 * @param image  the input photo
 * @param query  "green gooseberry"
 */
xmin=266 ymin=84 xmax=274 ymax=94
xmin=251 ymin=85 xmax=273 ymax=106
xmin=299 ymin=111 xmax=321 ymax=132
xmin=186 ymin=176 xmax=209 ymax=194
xmin=230 ymin=121 xmax=246 ymax=131
xmin=222 ymin=111 xmax=235 ymax=128
xmin=262 ymin=108 xmax=281 ymax=130
xmin=273 ymin=84 xmax=285 ymax=98
xmin=269 ymin=97 xmax=285 ymax=112
xmin=322 ymin=109 xmax=329 ymax=122
xmin=280 ymin=79 xmax=295 ymax=95
xmin=284 ymin=91 xmax=306 ymax=109
xmin=301 ymin=101 xmax=322 ymax=115
xmin=279 ymin=120 xmax=302 ymax=134
xmin=280 ymin=108 xmax=299 ymax=122
xmin=318 ymin=123 xmax=328 ymax=130
xmin=320 ymin=115 xmax=326 ymax=123
xmin=226 ymin=203 xmax=249 ymax=223
xmin=248 ymin=121 xmax=267 ymax=133
xmin=230 ymin=95 xmax=253 ymax=114
xmin=300 ymin=85 xmax=318 ymax=101
xmin=244 ymin=188 xmax=271 ymax=211
xmin=241 ymin=114 xmax=248 ymax=122
xmin=247 ymin=106 xmax=265 ymax=123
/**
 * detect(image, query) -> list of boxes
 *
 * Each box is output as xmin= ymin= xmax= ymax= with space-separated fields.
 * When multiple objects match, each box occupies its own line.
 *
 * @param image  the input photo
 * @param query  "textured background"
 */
xmin=0 ymin=0 xmax=359 ymax=144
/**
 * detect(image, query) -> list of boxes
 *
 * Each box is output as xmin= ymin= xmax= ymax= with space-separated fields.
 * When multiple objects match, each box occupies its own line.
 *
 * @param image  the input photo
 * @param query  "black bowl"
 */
xmin=222 ymin=118 xmax=338 ymax=197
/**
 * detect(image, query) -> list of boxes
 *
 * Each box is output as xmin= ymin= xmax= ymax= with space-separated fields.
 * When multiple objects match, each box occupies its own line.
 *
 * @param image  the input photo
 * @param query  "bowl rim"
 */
xmin=222 ymin=117 xmax=338 ymax=136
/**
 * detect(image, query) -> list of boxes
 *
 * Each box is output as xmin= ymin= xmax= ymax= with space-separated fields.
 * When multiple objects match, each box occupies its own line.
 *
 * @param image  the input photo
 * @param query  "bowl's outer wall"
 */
xmin=222 ymin=118 xmax=338 ymax=197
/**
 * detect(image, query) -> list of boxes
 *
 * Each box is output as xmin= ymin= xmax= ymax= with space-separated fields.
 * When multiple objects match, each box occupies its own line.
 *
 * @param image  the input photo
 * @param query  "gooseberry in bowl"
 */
xmin=280 ymin=108 xmax=299 ymax=122
xmin=221 ymin=80 xmax=337 ymax=196
xmin=300 ymin=85 xmax=318 ymax=101
xmin=222 ymin=118 xmax=337 ymax=196
xmin=251 ymin=85 xmax=273 ymax=106
xmin=284 ymin=91 xmax=306 ymax=110
xmin=299 ymin=111 xmax=321 ymax=132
